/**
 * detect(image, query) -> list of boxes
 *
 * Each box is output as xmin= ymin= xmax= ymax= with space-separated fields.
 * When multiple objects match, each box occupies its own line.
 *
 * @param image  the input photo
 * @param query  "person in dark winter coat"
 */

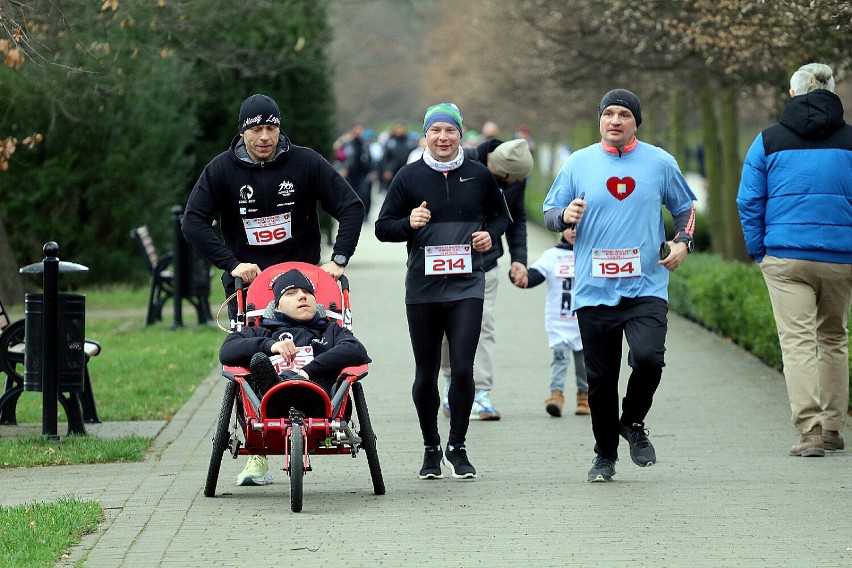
xmin=439 ymin=137 xmax=533 ymax=421
xmin=381 ymin=121 xmax=416 ymax=191
xmin=737 ymin=62 xmax=852 ymax=458
xmin=219 ymin=268 xmax=371 ymax=487
xmin=339 ymin=122 xmax=375 ymax=222
xmin=219 ymin=268 xmax=370 ymax=396
xmin=183 ymin=94 xmax=365 ymax=320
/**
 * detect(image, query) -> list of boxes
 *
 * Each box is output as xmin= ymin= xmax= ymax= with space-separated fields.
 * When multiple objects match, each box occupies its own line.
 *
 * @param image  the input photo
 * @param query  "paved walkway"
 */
xmin=1 ymin=218 xmax=849 ymax=567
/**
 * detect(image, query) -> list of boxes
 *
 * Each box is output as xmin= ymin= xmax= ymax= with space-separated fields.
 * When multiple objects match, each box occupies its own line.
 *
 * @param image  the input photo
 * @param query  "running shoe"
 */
xmin=419 ymin=445 xmax=443 ymax=479
xmin=444 ymin=445 xmax=477 ymax=479
xmin=236 ymin=455 xmax=273 ymax=486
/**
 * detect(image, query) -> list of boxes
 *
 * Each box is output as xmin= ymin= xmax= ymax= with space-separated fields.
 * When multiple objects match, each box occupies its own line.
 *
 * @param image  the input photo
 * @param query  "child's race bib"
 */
xmin=555 ymin=255 xmax=575 ymax=278
xmin=269 ymin=346 xmax=314 ymax=371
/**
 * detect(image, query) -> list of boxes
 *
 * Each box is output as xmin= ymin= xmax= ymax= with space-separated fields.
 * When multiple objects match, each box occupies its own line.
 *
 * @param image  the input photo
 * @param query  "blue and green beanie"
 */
xmin=423 ymin=103 xmax=463 ymax=135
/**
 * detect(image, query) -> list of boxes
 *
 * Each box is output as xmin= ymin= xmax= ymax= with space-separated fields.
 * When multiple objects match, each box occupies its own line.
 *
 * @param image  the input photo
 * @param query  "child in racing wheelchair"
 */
xmin=219 ymin=268 xmax=371 ymax=486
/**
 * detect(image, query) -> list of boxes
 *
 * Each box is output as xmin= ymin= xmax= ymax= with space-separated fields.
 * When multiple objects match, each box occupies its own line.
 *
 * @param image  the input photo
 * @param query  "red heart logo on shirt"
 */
xmin=606 ymin=177 xmax=636 ymax=200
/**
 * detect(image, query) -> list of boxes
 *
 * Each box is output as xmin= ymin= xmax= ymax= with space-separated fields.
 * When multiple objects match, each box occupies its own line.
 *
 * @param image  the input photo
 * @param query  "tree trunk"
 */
xmin=698 ymin=75 xmax=726 ymax=255
xmin=0 ymin=217 xmax=27 ymax=307
xmin=720 ymin=85 xmax=751 ymax=262
xmin=668 ymin=87 xmax=686 ymax=171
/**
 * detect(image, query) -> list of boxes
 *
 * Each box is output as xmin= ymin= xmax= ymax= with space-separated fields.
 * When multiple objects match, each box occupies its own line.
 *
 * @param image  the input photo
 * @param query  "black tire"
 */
xmin=352 ymin=382 xmax=385 ymax=495
xmin=289 ymin=425 xmax=304 ymax=513
xmin=204 ymin=380 xmax=237 ymax=497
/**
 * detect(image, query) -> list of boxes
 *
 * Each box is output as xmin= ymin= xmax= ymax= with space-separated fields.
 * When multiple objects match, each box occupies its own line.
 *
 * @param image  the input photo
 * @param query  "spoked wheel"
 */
xmin=352 ymin=381 xmax=385 ymax=495
xmin=289 ymin=424 xmax=305 ymax=512
xmin=204 ymin=380 xmax=237 ymax=497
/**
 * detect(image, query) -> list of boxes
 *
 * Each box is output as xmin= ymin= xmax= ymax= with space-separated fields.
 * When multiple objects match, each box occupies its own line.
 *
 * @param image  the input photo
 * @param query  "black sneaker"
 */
xmin=619 ymin=422 xmax=657 ymax=467
xmin=249 ymin=352 xmax=280 ymax=396
xmin=587 ymin=455 xmax=617 ymax=482
xmin=444 ymin=445 xmax=477 ymax=479
xmin=419 ymin=446 xmax=443 ymax=479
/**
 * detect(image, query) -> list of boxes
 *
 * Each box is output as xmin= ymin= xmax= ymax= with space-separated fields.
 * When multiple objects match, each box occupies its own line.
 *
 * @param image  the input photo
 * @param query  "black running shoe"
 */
xmin=249 ymin=352 xmax=280 ymax=396
xmin=419 ymin=446 xmax=443 ymax=479
xmin=444 ymin=445 xmax=477 ymax=479
xmin=619 ymin=422 xmax=657 ymax=467
xmin=587 ymin=455 xmax=617 ymax=482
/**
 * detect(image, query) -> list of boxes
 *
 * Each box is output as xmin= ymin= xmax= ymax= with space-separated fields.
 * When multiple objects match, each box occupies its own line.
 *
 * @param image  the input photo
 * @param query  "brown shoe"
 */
xmin=575 ymin=391 xmax=590 ymax=415
xmin=545 ymin=391 xmax=564 ymax=417
xmin=823 ymin=430 xmax=845 ymax=451
xmin=790 ymin=425 xmax=825 ymax=457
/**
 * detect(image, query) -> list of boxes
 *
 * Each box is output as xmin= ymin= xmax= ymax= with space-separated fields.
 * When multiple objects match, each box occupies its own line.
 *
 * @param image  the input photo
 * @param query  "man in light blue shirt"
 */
xmin=543 ymin=89 xmax=696 ymax=482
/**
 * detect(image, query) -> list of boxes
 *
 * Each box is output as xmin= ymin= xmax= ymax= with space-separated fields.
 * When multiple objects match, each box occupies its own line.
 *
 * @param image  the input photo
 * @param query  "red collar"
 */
xmin=601 ymin=137 xmax=638 ymax=155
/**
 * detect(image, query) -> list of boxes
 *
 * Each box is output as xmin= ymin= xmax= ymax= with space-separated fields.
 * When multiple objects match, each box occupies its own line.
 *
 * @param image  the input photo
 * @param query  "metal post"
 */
xmin=41 ymin=242 xmax=60 ymax=441
xmin=171 ymin=205 xmax=184 ymax=328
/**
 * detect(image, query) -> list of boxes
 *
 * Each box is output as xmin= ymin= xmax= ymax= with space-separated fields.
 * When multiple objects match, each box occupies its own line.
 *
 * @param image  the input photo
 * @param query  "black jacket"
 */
xmin=465 ymin=139 xmax=528 ymax=271
xmin=183 ymin=133 xmax=364 ymax=274
xmin=382 ymin=134 xmax=415 ymax=178
xmin=219 ymin=315 xmax=370 ymax=394
xmin=375 ymin=157 xmax=510 ymax=304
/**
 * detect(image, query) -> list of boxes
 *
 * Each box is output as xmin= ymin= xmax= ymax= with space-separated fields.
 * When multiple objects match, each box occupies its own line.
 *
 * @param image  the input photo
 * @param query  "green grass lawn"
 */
xmin=0 ymin=285 xmax=227 ymax=567
xmin=5 ymin=286 xmax=224 ymax=424
xmin=0 ymin=498 xmax=102 ymax=568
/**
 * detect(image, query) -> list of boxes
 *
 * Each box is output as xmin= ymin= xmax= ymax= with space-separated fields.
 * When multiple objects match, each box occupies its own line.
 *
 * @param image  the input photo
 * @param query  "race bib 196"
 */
xmin=425 ymin=244 xmax=472 ymax=276
xmin=243 ymin=213 xmax=292 ymax=246
xmin=592 ymin=247 xmax=641 ymax=278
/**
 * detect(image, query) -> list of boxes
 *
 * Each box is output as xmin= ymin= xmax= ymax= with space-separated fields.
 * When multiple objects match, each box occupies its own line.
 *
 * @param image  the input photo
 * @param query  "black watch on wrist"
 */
xmin=332 ymin=254 xmax=349 ymax=267
xmin=675 ymin=237 xmax=694 ymax=254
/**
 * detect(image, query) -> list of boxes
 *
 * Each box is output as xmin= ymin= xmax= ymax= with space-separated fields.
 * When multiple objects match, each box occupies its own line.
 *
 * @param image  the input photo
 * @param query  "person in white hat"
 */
xmin=438 ymin=137 xmax=534 ymax=421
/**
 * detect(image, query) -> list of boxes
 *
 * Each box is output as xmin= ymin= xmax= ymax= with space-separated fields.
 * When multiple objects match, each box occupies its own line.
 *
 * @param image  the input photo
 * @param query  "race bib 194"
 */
xmin=425 ymin=244 xmax=472 ymax=276
xmin=243 ymin=213 xmax=292 ymax=246
xmin=592 ymin=247 xmax=641 ymax=278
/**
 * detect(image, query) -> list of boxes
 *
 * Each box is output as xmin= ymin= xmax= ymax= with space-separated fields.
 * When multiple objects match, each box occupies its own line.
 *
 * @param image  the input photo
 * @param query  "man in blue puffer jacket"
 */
xmin=737 ymin=62 xmax=852 ymax=458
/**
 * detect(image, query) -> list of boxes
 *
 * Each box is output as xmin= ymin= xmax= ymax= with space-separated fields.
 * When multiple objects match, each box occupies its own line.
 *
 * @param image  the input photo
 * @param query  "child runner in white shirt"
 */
xmin=513 ymin=227 xmax=588 ymax=416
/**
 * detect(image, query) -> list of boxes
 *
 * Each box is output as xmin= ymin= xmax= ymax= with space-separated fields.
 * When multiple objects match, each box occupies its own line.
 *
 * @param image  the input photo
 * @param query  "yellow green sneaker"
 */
xmin=236 ymin=455 xmax=273 ymax=486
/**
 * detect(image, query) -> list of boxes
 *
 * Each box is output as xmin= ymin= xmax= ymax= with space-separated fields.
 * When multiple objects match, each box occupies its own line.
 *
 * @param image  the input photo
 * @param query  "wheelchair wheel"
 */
xmin=289 ymin=425 xmax=304 ymax=513
xmin=352 ymin=381 xmax=385 ymax=495
xmin=204 ymin=380 xmax=237 ymax=498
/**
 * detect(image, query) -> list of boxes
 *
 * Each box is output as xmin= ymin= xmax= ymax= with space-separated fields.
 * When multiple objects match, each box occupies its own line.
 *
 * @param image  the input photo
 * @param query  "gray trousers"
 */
xmin=441 ymin=267 xmax=498 ymax=392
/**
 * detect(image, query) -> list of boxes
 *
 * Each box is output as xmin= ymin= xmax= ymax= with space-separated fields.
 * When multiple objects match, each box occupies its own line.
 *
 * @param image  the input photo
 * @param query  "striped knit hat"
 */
xmin=423 ymin=103 xmax=463 ymax=135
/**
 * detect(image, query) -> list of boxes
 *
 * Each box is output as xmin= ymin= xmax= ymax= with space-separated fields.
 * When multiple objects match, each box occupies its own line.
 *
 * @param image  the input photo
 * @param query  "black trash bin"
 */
xmin=23 ymin=293 xmax=86 ymax=393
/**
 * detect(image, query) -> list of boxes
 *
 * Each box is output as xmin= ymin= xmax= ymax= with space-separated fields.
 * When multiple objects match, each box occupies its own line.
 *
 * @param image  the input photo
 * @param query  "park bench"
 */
xmin=0 ymin=296 xmax=101 ymax=435
xmin=130 ymin=224 xmax=213 ymax=326
xmin=129 ymin=225 xmax=175 ymax=325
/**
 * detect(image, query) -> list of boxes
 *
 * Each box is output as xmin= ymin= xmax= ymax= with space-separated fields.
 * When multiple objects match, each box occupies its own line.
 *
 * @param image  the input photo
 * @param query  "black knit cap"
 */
xmin=272 ymin=269 xmax=315 ymax=305
xmin=598 ymin=89 xmax=642 ymax=128
xmin=238 ymin=94 xmax=281 ymax=133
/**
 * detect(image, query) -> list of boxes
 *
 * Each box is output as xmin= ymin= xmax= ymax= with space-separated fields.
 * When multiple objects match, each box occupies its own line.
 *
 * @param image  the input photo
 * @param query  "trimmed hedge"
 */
xmin=669 ymin=253 xmax=852 ymax=410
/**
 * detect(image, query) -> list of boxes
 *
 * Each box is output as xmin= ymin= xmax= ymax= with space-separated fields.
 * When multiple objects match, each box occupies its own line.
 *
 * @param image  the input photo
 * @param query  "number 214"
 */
xmin=433 ymin=258 xmax=466 ymax=271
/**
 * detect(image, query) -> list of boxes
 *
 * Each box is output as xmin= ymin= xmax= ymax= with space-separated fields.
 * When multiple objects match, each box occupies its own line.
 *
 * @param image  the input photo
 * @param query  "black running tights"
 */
xmin=406 ymin=298 xmax=483 ymax=447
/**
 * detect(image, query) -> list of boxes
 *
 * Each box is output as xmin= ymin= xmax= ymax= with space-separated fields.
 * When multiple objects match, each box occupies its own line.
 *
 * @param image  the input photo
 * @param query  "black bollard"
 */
xmin=41 ymin=243 xmax=59 ymax=440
